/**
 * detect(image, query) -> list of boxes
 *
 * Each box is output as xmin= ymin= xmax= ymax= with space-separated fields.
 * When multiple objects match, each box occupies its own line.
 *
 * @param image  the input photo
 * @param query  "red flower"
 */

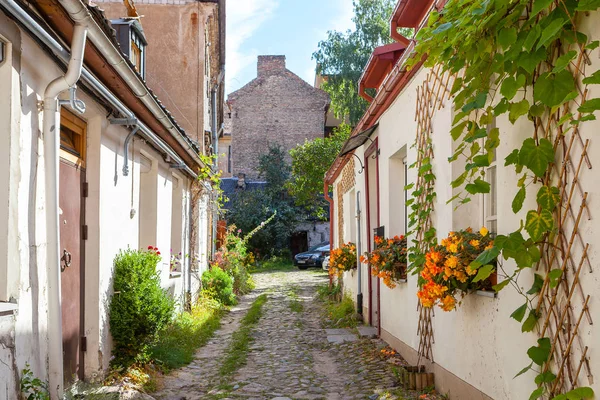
xmin=148 ymin=246 xmax=153 ymax=250
xmin=156 ymin=251 xmax=161 ymax=255
xmin=154 ymin=247 xmax=159 ymax=251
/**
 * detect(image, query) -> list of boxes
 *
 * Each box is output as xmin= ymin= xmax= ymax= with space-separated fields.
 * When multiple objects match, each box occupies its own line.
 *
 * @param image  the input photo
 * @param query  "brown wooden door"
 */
xmin=59 ymin=160 xmax=84 ymax=384
xmin=59 ymin=109 xmax=86 ymax=384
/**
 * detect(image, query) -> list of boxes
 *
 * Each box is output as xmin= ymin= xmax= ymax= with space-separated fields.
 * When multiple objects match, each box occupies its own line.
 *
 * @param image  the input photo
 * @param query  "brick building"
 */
xmin=227 ymin=55 xmax=330 ymax=179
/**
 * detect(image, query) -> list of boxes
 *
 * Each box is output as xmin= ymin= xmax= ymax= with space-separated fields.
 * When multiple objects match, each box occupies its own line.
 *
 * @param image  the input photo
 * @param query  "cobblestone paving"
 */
xmin=154 ymin=269 xmax=429 ymax=400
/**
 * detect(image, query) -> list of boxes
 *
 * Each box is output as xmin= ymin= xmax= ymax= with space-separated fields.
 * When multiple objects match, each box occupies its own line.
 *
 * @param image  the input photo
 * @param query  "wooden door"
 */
xmin=365 ymin=139 xmax=380 ymax=333
xmin=59 ymin=109 xmax=86 ymax=384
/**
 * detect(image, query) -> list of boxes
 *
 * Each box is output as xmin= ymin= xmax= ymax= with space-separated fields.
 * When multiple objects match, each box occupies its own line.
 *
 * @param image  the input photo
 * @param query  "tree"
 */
xmin=313 ymin=0 xmax=409 ymax=125
xmin=228 ymin=145 xmax=304 ymax=258
xmin=287 ymin=125 xmax=351 ymax=218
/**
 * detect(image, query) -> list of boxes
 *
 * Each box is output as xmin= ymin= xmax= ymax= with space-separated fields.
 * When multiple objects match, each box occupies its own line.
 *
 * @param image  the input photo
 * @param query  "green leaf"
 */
xmin=501 ymin=76 xmax=519 ymax=100
xmin=549 ymin=269 xmax=563 ymax=288
xmin=537 ymin=18 xmax=567 ymax=50
xmin=465 ymin=178 xmax=491 ymax=194
xmin=518 ymin=138 xmax=555 ymax=177
xmin=586 ymin=40 xmax=600 ymax=50
xmin=531 ymin=0 xmax=554 ymax=16
xmin=568 ymin=387 xmax=595 ymax=399
xmin=451 ymin=121 xmax=467 ymax=140
xmin=494 ymin=98 xmax=510 ymax=115
xmin=530 ymin=387 xmax=544 ymax=400
xmin=578 ymin=98 xmax=600 ymax=113
xmin=432 ymin=22 xmax=453 ymax=34
xmin=534 ymin=70 xmax=576 ymax=107
xmin=492 ymin=279 xmax=511 ymax=292
xmin=512 ymin=186 xmax=526 ymax=213
xmin=498 ymin=27 xmax=518 ymax=49
xmin=526 ymin=209 xmax=554 ymax=241
xmin=535 ymin=371 xmax=557 ymax=385
xmin=514 ymin=363 xmax=533 ymax=378
xmin=522 ymin=310 xmax=539 ymax=332
xmin=509 ymin=99 xmax=530 ymax=124
xmin=474 ymin=246 xmax=500 ymax=266
xmin=462 ymin=92 xmax=488 ymax=113
xmin=518 ymin=48 xmax=547 ymax=74
xmin=511 ymin=303 xmax=528 ymax=322
xmin=553 ymin=51 xmax=577 ymax=73
xmin=529 ymin=103 xmax=545 ymax=118
xmin=537 ymin=186 xmax=560 ymax=210
xmin=583 ymin=70 xmax=600 ymax=85
xmin=527 ymin=337 xmax=552 ymax=365
xmin=576 ymin=0 xmax=600 ymax=11
xmin=527 ymin=273 xmax=545 ymax=295
xmin=472 ymin=264 xmax=495 ymax=283
xmin=505 ymin=149 xmax=520 ymax=166
xmin=523 ymin=24 xmax=542 ymax=51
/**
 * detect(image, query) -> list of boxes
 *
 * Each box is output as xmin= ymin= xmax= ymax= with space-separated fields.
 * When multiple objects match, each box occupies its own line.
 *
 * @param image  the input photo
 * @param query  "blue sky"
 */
xmin=226 ymin=0 xmax=355 ymax=96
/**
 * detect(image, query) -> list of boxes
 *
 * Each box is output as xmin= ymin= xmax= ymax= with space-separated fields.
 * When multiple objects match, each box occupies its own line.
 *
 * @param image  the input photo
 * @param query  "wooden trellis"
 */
xmin=413 ymin=65 xmax=454 ymax=364
xmin=533 ymin=41 xmax=594 ymax=396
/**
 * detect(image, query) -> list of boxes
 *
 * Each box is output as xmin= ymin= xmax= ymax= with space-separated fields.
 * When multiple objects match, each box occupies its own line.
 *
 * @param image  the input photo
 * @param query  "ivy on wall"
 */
xmin=405 ymin=0 xmax=598 ymax=398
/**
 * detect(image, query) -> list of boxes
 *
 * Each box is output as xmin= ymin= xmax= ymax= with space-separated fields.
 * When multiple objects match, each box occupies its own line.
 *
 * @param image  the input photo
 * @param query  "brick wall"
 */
xmin=228 ymin=55 xmax=330 ymax=179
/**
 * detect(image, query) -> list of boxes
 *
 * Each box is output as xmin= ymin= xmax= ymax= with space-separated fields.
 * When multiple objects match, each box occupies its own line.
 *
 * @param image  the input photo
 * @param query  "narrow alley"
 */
xmin=153 ymin=270 xmax=422 ymax=400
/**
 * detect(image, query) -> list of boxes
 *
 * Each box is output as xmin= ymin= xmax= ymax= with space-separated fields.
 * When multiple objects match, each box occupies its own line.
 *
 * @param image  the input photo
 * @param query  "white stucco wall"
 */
xmin=335 ymin=14 xmax=600 ymax=398
xmin=0 ymin=15 xmax=203 ymax=392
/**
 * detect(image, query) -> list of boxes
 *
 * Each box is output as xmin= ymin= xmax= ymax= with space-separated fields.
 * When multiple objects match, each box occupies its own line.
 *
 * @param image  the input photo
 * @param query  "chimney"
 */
xmin=257 ymin=55 xmax=286 ymax=77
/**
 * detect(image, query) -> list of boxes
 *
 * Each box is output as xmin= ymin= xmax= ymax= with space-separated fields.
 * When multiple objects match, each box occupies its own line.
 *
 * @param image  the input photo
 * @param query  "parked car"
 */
xmin=294 ymin=242 xmax=330 ymax=270
xmin=322 ymin=255 xmax=330 ymax=271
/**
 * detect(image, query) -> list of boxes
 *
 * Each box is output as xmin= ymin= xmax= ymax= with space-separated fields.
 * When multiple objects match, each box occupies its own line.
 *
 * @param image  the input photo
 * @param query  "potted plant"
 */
xmin=361 ymin=235 xmax=408 ymax=289
xmin=417 ymin=227 xmax=497 ymax=311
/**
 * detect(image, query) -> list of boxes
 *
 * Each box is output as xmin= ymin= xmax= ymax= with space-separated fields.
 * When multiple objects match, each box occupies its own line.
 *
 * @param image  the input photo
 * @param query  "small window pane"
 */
xmin=488 ymin=165 xmax=497 ymax=216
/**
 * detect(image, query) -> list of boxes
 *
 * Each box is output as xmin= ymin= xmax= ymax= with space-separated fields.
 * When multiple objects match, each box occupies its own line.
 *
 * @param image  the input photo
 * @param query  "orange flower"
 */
xmin=440 ymin=295 xmax=456 ymax=311
xmin=469 ymin=239 xmax=480 ymax=247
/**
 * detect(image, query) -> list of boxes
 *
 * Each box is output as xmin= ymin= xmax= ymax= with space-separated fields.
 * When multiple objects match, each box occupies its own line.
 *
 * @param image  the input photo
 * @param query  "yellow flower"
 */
xmin=469 ymin=240 xmax=480 ymax=247
xmin=480 ymin=227 xmax=489 ymax=236
xmin=445 ymin=255 xmax=459 ymax=269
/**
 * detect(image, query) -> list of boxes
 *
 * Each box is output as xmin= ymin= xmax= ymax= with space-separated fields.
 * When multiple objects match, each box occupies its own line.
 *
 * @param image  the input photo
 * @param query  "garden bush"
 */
xmin=201 ymin=266 xmax=236 ymax=306
xmin=109 ymin=247 xmax=175 ymax=368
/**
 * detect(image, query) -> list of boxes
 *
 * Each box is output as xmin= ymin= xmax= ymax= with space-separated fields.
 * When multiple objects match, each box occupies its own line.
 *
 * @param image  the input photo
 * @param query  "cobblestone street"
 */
xmin=153 ymin=269 xmax=422 ymax=400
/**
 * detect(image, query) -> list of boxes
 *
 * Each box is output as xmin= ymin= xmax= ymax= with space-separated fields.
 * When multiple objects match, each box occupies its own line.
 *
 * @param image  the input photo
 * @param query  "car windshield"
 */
xmin=308 ymin=242 xmax=329 ymax=252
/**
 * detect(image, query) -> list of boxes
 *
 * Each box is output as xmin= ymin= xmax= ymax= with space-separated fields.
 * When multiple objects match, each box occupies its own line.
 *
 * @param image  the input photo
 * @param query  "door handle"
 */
xmin=61 ymin=249 xmax=72 ymax=272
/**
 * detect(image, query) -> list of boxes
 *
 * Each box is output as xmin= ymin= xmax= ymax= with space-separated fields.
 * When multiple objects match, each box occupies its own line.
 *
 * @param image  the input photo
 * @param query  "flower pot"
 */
xmin=398 ymin=365 xmax=434 ymax=390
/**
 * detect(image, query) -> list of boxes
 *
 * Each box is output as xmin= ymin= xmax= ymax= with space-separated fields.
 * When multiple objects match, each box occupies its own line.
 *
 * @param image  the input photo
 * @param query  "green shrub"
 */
xmin=201 ymin=266 xmax=236 ymax=306
xmin=109 ymin=248 xmax=175 ymax=368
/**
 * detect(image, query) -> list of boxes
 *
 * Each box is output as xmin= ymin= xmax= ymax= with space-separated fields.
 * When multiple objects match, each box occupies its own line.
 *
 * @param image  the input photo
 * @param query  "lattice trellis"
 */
xmin=533 ymin=42 xmax=594 ymax=395
xmin=336 ymin=158 xmax=356 ymax=247
xmin=413 ymin=65 xmax=454 ymax=364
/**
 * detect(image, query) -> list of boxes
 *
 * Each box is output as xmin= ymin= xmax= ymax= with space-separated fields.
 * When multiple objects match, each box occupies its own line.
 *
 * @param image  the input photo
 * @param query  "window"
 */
xmin=110 ymin=19 xmax=147 ymax=78
xmin=0 ymin=40 xmax=5 ymax=64
xmin=60 ymin=108 xmax=86 ymax=167
xmin=170 ymin=174 xmax=184 ymax=275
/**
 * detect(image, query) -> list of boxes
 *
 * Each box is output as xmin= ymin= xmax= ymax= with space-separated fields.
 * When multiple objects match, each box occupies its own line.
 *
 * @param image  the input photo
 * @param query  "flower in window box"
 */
xmin=417 ymin=227 xmax=496 ymax=311
xmin=361 ymin=235 xmax=408 ymax=288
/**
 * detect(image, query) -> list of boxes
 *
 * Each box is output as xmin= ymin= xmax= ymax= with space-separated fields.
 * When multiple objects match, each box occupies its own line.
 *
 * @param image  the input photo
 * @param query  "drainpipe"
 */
xmin=210 ymin=86 xmax=218 ymax=257
xmin=42 ymin=23 xmax=88 ymax=399
xmin=356 ymin=190 xmax=363 ymax=315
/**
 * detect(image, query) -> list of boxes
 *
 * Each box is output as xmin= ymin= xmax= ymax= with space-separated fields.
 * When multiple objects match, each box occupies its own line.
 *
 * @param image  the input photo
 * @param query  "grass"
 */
xmin=250 ymin=256 xmax=295 ymax=273
xmin=317 ymin=284 xmax=360 ymax=328
xmin=150 ymin=294 xmax=224 ymax=372
xmin=218 ymin=294 xmax=268 ymax=377
xmin=288 ymin=285 xmax=304 ymax=313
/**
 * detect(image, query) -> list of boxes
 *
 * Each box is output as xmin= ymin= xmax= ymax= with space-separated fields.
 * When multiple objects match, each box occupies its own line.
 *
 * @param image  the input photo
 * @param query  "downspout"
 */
xmin=359 ymin=80 xmax=374 ymax=103
xmin=43 ymin=23 xmax=88 ymax=399
xmin=356 ymin=190 xmax=363 ymax=315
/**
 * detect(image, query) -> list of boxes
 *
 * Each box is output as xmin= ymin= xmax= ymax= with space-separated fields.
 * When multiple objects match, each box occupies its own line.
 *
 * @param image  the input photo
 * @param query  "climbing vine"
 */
xmin=406 ymin=0 xmax=599 ymax=398
xmin=198 ymin=152 xmax=227 ymax=213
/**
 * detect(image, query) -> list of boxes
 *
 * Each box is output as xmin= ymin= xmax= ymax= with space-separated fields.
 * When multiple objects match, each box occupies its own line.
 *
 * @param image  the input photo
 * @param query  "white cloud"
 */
xmin=226 ymin=0 xmax=279 ymax=94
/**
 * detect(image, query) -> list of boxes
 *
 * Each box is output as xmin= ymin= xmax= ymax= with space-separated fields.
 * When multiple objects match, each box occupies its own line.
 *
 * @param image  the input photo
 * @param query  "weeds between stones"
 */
xmin=288 ymin=285 xmax=304 ymax=313
xmin=218 ymin=294 xmax=268 ymax=377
